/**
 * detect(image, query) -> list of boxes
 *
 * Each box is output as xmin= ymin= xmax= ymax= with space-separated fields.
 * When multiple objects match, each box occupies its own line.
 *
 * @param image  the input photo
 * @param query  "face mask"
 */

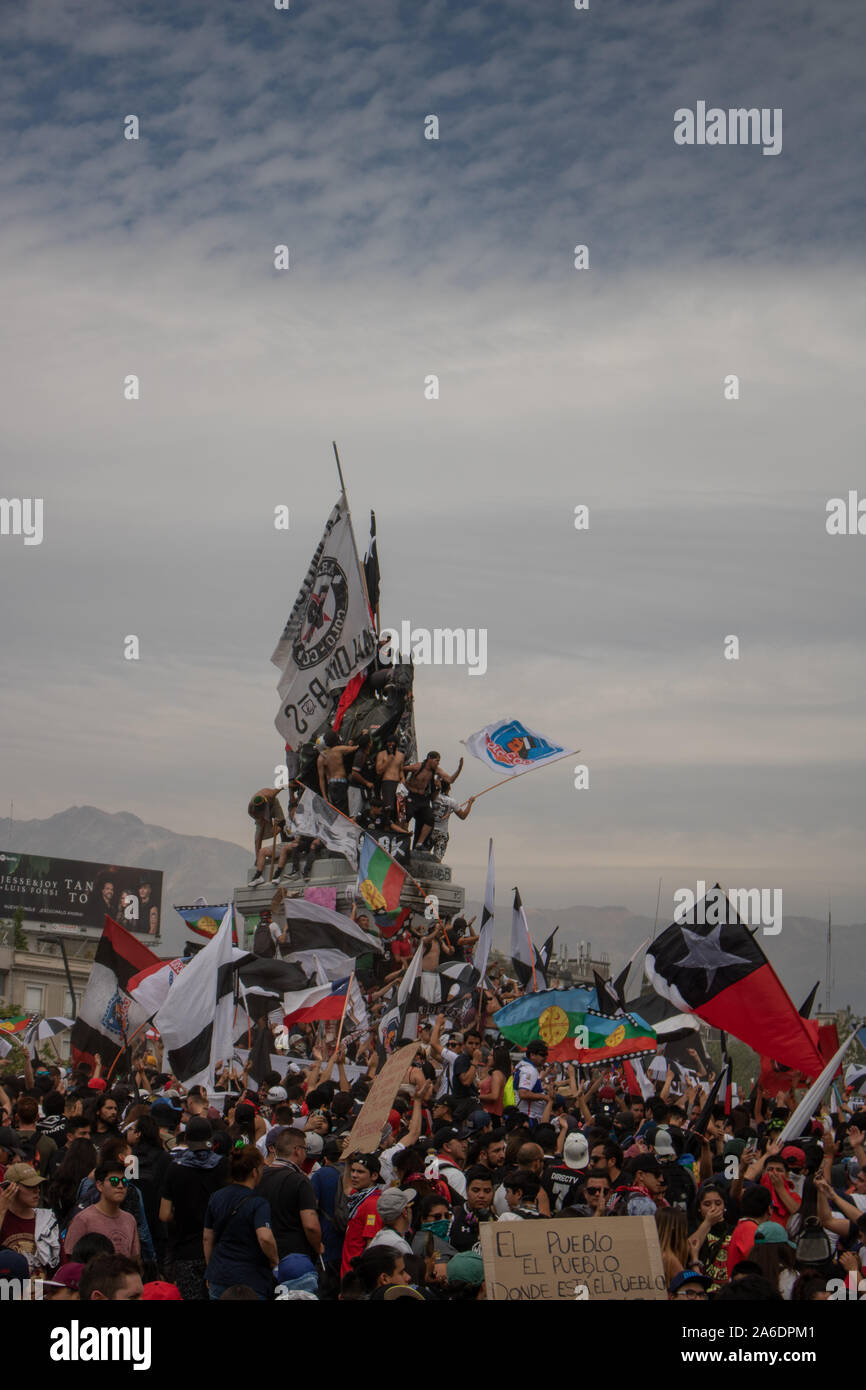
xmin=422 ymin=1218 xmax=450 ymax=1238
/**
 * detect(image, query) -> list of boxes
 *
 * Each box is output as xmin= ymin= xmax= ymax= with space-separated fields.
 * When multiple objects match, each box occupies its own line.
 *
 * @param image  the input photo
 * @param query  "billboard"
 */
xmin=0 ymin=851 xmax=163 ymax=936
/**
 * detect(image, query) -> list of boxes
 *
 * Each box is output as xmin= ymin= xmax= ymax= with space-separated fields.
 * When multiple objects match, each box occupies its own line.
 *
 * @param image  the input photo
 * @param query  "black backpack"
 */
xmin=253 ymin=920 xmax=276 ymax=958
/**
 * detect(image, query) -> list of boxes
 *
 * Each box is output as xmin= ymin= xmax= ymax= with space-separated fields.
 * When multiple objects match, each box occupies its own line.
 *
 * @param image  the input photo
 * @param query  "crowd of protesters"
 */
xmin=248 ymin=735 xmax=475 ymax=886
xmin=2 ymin=1004 xmax=865 ymax=1302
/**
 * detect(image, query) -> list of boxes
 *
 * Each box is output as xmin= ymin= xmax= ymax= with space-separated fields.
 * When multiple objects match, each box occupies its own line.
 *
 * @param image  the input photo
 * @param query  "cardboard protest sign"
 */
xmin=480 ymin=1216 xmax=667 ymax=1301
xmin=342 ymin=1043 xmax=418 ymax=1156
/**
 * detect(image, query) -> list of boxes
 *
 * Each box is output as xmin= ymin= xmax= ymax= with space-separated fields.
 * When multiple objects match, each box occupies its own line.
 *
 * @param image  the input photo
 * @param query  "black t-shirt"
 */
xmin=445 ymin=926 xmax=467 ymax=962
xmin=541 ymin=1163 xmax=586 ymax=1212
xmin=256 ymin=1161 xmax=319 ymax=1260
xmin=162 ymin=1155 xmax=228 ymax=1260
xmin=658 ymin=1160 xmax=696 ymax=1219
xmin=452 ymin=1051 xmax=478 ymax=1100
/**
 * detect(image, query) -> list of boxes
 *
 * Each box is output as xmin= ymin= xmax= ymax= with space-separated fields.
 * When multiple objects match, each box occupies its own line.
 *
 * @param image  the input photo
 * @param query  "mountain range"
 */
xmin=4 ymin=807 xmax=863 ymax=1011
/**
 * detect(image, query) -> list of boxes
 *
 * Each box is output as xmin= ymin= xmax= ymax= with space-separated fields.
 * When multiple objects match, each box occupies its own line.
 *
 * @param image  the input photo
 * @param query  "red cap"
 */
xmin=87 ymin=1078 xmax=107 ymax=1092
xmin=142 ymin=1281 xmax=183 ymax=1300
xmin=781 ymin=1145 xmax=806 ymax=1165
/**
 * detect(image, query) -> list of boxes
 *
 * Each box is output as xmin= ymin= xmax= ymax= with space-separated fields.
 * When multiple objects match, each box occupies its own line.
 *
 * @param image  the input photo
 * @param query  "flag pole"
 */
xmin=332 ymin=441 xmax=372 ymax=614
xmin=334 ymin=972 xmax=354 ymax=1052
xmin=456 ymin=749 xmax=579 ymax=811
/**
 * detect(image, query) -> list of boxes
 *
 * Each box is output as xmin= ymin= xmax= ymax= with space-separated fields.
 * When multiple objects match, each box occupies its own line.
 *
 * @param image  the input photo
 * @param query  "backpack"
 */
xmin=253 ymin=920 xmax=276 ymax=958
xmin=794 ymin=1217 xmax=832 ymax=1267
xmin=503 ymin=1076 xmax=516 ymax=1111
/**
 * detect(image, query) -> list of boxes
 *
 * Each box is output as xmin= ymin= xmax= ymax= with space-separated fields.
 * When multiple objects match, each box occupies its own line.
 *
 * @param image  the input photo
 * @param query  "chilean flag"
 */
xmin=645 ymin=886 xmax=825 ymax=1078
xmin=284 ymin=977 xmax=350 ymax=1026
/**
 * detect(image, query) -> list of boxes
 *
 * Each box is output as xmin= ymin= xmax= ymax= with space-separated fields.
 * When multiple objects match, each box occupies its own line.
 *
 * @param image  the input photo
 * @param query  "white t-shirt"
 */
xmin=513 ymin=1060 xmax=546 ymax=1121
xmin=379 ymin=1142 xmax=406 ymax=1187
xmin=433 ymin=795 xmax=459 ymax=828
xmin=435 ymin=1048 xmax=460 ymax=1099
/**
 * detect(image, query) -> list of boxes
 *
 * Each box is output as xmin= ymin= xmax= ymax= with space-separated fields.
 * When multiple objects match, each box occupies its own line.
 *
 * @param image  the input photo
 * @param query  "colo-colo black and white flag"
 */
xmin=437 ymin=960 xmax=480 ymax=1006
xmin=282 ymin=896 xmax=383 ymax=981
xmin=472 ymin=839 xmax=495 ymax=984
xmin=155 ymin=907 xmax=247 ymax=1088
xmin=290 ymin=787 xmax=359 ymax=869
xmin=396 ymin=940 xmax=425 ymax=1045
xmin=272 ymin=494 xmax=377 ymax=750
xmin=510 ymin=887 xmax=545 ymax=992
xmin=71 ymin=917 xmax=161 ymax=1071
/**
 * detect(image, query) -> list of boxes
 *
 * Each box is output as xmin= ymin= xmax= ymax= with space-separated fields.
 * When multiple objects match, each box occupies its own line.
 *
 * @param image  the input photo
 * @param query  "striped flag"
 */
xmin=396 ymin=941 xmax=425 ymax=1045
xmin=510 ymin=888 xmax=545 ymax=992
xmin=126 ymin=957 xmax=190 ymax=1018
xmin=154 ymin=908 xmax=242 ymax=1088
xmin=284 ymin=976 xmax=351 ymax=1025
xmin=473 ymin=840 xmax=495 ymax=983
xmin=71 ymin=917 xmax=161 ymax=1071
xmin=356 ymin=832 xmax=406 ymax=915
xmin=282 ymin=897 xmax=383 ymax=981
xmin=437 ymin=960 xmax=480 ymax=1006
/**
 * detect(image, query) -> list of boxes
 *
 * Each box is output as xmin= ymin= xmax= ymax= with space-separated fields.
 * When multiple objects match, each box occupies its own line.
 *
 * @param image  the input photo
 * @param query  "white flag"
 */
xmin=778 ymin=1029 xmax=861 ymax=1145
xmin=291 ymin=787 xmax=359 ymax=868
xmin=472 ymin=839 xmax=495 ymax=982
xmin=154 ymin=907 xmax=238 ymax=1089
xmin=272 ymin=496 xmax=377 ymax=748
xmin=462 ymin=718 xmax=575 ymax=777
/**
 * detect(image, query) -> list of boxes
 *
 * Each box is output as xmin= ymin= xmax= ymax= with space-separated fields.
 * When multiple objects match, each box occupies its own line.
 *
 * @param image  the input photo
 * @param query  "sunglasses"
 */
xmin=586 ymin=1186 xmax=610 ymax=1195
xmin=107 ymin=1176 xmax=129 ymax=1189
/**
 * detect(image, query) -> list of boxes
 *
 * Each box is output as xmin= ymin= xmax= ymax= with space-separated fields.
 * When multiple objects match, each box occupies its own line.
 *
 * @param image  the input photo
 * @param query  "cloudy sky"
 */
xmin=2 ymin=0 xmax=865 ymax=933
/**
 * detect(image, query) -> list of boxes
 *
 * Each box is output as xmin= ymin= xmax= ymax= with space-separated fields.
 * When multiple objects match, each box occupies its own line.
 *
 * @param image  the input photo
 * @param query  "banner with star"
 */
xmin=645 ymin=883 xmax=825 ymax=1077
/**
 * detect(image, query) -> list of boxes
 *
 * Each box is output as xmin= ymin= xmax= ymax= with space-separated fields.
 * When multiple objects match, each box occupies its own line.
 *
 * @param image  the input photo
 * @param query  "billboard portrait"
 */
xmin=0 ymin=851 xmax=164 ymax=935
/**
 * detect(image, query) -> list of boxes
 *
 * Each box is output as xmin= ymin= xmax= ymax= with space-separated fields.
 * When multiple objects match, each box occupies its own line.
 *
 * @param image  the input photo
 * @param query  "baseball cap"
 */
xmin=378 ymin=1187 xmax=417 ymax=1222
xmin=432 ymin=1126 xmax=461 ymax=1150
xmin=46 ymin=1262 xmax=84 ymax=1291
xmin=754 ymin=1221 xmax=796 ymax=1249
xmin=669 ymin=1269 xmax=712 ymax=1295
xmin=0 ymin=1251 xmax=29 ymax=1279
xmin=445 ymin=1251 xmax=485 ymax=1286
xmin=87 ymin=1078 xmax=107 ymax=1092
xmin=184 ymin=1117 xmax=213 ymax=1146
xmin=304 ymin=1132 xmax=324 ymax=1157
xmin=3 ymin=1163 xmax=45 ymax=1187
xmin=267 ymin=1086 xmax=288 ymax=1104
xmin=781 ymin=1145 xmax=806 ymax=1166
xmin=142 ymin=1281 xmax=183 ymax=1300
xmin=632 ymin=1155 xmax=663 ymax=1176
xmin=563 ymin=1133 xmax=589 ymax=1171
xmin=654 ymin=1128 xmax=677 ymax=1159
xmin=599 ymin=1085 xmax=616 ymax=1101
